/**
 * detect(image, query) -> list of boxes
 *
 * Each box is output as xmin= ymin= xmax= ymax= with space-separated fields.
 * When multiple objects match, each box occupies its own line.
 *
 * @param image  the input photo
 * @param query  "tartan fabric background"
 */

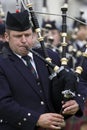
xmin=63 ymin=100 xmax=87 ymax=130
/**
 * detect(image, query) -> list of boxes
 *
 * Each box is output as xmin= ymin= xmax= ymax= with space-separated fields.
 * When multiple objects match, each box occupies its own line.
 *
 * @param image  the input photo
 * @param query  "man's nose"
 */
xmin=21 ymin=35 xmax=26 ymax=43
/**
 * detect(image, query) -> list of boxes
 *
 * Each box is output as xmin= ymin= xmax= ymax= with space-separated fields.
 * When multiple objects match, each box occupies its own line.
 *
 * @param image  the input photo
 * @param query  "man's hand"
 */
xmin=36 ymin=113 xmax=65 ymax=129
xmin=62 ymin=100 xmax=79 ymax=115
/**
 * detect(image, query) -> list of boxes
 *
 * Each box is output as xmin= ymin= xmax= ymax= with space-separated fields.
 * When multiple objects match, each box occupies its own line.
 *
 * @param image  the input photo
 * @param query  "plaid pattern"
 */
xmin=62 ymin=116 xmax=79 ymax=130
xmin=22 ymin=55 xmax=38 ymax=79
xmin=63 ymin=100 xmax=87 ymax=130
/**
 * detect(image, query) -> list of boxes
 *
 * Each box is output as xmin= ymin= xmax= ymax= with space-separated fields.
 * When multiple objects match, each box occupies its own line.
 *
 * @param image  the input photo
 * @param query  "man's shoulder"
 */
xmin=33 ymin=47 xmax=61 ymax=66
xmin=33 ymin=47 xmax=59 ymax=57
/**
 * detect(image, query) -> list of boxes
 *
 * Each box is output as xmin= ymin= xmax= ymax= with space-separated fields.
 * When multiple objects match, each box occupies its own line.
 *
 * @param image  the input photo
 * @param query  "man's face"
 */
xmin=77 ymin=26 xmax=87 ymax=41
xmin=5 ymin=28 xmax=33 ymax=56
xmin=48 ymin=29 xmax=60 ymax=46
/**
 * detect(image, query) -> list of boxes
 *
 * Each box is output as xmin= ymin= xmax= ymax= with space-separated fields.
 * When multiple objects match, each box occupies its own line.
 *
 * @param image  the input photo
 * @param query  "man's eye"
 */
xmin=25 ymin=34 xmax=31 ymax=37
xmin=14 ymin=35 xmax=22 ymax=38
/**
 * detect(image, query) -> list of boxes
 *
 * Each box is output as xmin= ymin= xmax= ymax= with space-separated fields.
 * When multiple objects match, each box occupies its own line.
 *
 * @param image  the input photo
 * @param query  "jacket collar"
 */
xmin=5 ymin=47 xmax=50 ymax=99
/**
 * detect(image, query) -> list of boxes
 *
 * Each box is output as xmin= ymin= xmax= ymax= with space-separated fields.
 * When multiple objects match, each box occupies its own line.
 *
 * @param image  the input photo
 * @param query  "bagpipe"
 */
xmin=19 ymin=0 xmax=87 ymax=116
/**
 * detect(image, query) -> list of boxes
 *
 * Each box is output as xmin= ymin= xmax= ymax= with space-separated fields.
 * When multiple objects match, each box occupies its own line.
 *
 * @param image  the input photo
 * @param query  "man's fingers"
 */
xmin=51 ymin=124 xmax=61 ymax=129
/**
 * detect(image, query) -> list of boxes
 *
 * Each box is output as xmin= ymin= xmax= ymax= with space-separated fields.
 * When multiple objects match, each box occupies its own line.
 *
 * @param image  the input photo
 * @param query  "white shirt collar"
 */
xmin=15 ymin=52 xmax=33 ymax=60
xmin=27 ymin=52 xmax=33 ymax=61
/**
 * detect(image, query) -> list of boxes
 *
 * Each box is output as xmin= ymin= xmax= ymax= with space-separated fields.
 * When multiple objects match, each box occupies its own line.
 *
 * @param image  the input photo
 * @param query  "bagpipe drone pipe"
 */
xmin=21 ymin=0 xmax=86 ymax=118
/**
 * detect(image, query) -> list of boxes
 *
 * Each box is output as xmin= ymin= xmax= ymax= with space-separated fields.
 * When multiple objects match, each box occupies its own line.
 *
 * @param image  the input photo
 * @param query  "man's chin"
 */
xmin=19 ymin=50 xmax=28 ymax=56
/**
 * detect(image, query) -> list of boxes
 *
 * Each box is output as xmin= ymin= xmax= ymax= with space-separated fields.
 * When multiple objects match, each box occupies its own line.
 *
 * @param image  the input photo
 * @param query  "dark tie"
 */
xmin=22 ymin=55 xmax=38 ymax=79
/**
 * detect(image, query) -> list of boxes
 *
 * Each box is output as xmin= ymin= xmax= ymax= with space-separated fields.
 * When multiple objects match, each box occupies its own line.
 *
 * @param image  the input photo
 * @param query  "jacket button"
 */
xmin=40 ymin=90 xmax=42 ymax=93
xmin=28 ymin=113 xmax=31 ymax=116
xmin=18 ymin=122 xmax=21 ymax=126
xmin=41 ymin=101 xmax=44 ymax=105
xmin=0 ymin=119 xmax=3 ymax=123
xmin=23 ymin=118 xmax=27 ymax=121
xmin=37 ymin=82 xmax=40 ymax=86
xmin=78 ymin=94 xmax=81 ymax=97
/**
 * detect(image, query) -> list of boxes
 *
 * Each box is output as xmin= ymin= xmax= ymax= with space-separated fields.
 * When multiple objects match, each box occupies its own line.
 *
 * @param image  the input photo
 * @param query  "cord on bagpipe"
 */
xmin=21 ymin=0 xmax=85 ymax=117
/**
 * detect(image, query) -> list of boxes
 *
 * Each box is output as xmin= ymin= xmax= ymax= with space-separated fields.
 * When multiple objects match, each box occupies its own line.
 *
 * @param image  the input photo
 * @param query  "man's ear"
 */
xmin=4 ymin=32 xmax=9 ymax=42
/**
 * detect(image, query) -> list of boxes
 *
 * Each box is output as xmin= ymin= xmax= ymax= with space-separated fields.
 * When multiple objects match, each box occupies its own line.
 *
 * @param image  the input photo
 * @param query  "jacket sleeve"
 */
xmin=0 ymin=67 xmax=40 ymax=130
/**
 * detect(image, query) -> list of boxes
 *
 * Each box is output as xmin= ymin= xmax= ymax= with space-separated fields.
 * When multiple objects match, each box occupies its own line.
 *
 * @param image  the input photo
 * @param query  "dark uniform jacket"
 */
xmin=0 ymin=46 xmax=85 ymax=130
xmin=0 ymin=46 xmax=60 ymax=130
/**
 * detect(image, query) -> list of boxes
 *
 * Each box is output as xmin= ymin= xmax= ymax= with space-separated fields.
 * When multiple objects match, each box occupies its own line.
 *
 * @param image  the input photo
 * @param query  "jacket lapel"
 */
xmin=5 ymin=47 xmax=50 ymax=99
xmin=8 ymin=52 xmax=44 ymax=98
